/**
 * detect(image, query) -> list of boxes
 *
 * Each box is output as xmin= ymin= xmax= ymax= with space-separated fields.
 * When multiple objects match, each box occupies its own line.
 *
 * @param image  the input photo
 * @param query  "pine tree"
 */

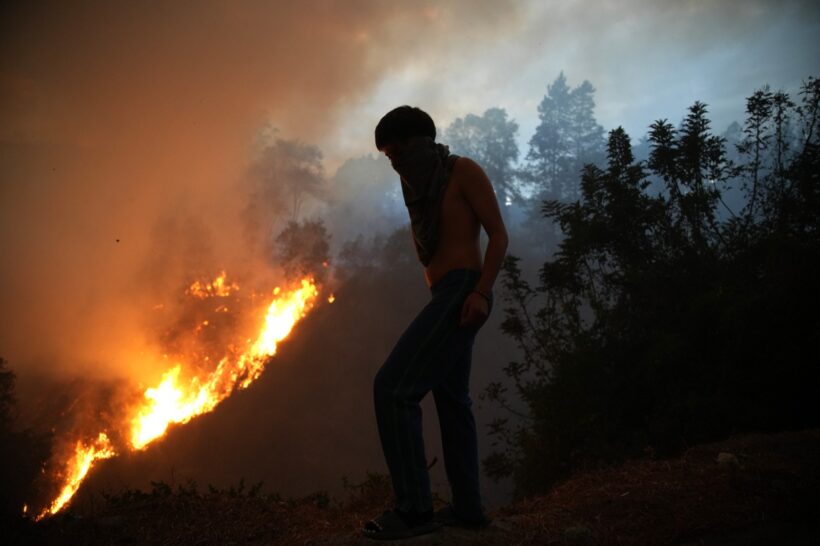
xmin=569 ymin=80 xmax=607 ymax=193
xmin=527 ymin=73 xmax=606 ymax=202
xmin=527 ymin=72 xmax=574 ymax=200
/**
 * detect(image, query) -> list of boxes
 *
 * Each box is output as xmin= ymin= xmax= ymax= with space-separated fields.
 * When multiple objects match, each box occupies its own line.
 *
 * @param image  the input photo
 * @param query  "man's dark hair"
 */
xmin=374 ymin=106 xmax=436 ymax=150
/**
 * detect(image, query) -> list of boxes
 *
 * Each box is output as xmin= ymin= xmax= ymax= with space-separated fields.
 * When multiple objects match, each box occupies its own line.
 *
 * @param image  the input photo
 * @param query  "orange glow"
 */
xmin=35 ymin=433 xmax=116 ymax=521
xmin=36 ymin=274 xmax=320 ymax=518
xmin=129 ymin=365 xmax=218 ymax=450
xmin=130 ymin=277 xmax=318 ymax=449
xmin=327 ymin=294 xmax=335 ymax=303
xmin=187 ymin=271 xmax=239 ymax=298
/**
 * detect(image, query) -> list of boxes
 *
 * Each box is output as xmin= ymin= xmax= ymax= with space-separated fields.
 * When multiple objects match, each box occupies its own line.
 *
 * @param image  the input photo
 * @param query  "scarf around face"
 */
xmin=390 ymin=136 xmax=459 ymax=266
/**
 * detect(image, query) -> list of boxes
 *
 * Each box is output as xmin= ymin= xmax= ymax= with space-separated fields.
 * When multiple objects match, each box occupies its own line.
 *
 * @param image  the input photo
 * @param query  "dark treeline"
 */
xmin=0 ymin=358 xmax=50 ymax=524
xmin=483 ymin=77 xmax=820 ymax=497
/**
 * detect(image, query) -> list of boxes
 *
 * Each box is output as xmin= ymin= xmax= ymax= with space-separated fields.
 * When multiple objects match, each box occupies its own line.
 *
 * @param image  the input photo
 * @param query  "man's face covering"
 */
xmin=388 ymin=136 xmax=459 ymax=266
xmin=390 ymin=138 xmax=439 ymax=192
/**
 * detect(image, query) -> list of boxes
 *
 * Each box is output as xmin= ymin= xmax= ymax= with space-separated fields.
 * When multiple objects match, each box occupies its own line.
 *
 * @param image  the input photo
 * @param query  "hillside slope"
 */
xmin=10 ymin=428 xmax=820 ymax=545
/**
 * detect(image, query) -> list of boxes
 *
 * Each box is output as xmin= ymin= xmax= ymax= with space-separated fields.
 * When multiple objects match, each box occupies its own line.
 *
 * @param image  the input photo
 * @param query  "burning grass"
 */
xmin=32 ymin=273 xmax=322 ymax=520
xmin=17 ymin=472 xmax=396 ymax=545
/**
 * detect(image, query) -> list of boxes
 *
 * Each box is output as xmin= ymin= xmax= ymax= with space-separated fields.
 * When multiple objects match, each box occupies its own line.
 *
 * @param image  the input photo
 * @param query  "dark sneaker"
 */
xmin=433 ymin=504 xmax=492 ymax=529
xmin=363 ymin=509 xmax=443 ymax=540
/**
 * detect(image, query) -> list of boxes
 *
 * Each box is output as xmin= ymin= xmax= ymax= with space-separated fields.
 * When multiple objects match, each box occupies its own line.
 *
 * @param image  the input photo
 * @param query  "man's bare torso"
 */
xmin=424 ymin=158 xmax=483 ymax=287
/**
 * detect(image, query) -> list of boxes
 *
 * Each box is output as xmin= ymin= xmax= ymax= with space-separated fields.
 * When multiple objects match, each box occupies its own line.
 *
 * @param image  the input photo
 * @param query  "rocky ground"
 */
xmin=8 ymin=427 xmax=820 ymax=545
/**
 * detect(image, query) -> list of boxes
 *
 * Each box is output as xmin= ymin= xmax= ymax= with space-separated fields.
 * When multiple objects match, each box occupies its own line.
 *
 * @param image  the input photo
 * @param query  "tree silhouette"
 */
xmin=0 ymin=358 xmax=51 ymax=524
xmin=274 ymin=219 xmax=331 ymax=282
xmin=527 ymin=72 xmax=573 ymax=200
xmin=483 ymin=80 xmax=820 ymax=498
xmin=527 ymin=72 xmax=606 ymax=202
xmin=648 ymin=102 xmax=730 ymax=251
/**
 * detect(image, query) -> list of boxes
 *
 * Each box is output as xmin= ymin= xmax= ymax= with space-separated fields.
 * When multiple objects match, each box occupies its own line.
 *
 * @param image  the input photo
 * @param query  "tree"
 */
xmin=483 ymin=81 xmax=820 ymax=498
xmin=273 ymin=219 xmax=331 ymax=282
xmin=736 ymin=87 xmax=774 ymax=227
xmin=0 ymin=358 xmax=51 ymax=523
xmin=527 ymin=72 xmax=606 ymax=202
xmin=244 ymin=138 xmax=326 ymax=251
xmin=527 ymin=72 xmax=573 ymax=200
xmin=788 ymin=76 xmax=820 ymax=233
xmin=569 ymin=80 xmax=607 ymax=176
xmin=648 ymin=102 xmax=730 ymax=251
xmin=443 ymin=107 xmax=520 ymax=210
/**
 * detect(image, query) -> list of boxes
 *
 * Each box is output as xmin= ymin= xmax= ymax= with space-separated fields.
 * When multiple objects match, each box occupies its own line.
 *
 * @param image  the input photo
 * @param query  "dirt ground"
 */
xmin=8 ymin=427 xmax=820 ymax=545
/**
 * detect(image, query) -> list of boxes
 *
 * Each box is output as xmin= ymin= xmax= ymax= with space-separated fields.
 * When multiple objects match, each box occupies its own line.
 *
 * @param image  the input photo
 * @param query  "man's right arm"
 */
xmin=456 ymin=157 xmax=508 ymax=328
xmin=459 ymin=157 xmax=509 ymax=296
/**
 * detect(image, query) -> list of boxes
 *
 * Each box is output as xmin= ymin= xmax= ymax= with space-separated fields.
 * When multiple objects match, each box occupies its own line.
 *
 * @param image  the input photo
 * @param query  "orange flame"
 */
xmin=36 ymin=433 xmax=116 ymax=520
xmin=186 ymin=271 xmax=239 ymax=298
xmin=131 ymin=277 xmax=318 ymax=449
xmin=35 ymin=274 xmax=320 ymax=519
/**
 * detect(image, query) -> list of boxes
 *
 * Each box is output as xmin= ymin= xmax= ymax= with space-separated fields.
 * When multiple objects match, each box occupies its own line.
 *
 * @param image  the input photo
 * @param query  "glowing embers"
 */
xmin=187 ymin=271 xmax=240 ymax=299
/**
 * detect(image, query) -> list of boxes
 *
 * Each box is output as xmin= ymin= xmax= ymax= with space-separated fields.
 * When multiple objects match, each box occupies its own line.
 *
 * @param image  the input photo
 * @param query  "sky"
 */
xmin=1 ymin=0 xmax=818 ymax=509
xmin=329 ymin=0 xmax=820 ymax=161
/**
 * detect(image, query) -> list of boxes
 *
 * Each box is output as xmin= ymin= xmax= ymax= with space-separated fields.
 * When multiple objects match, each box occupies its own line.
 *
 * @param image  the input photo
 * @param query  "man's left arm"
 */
xmin=459 ymin=158 xmax=509 ymax=326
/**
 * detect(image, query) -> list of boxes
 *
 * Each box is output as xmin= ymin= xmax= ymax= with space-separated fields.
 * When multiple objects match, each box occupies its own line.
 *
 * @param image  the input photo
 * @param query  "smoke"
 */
xmin=0 ymin=0 xmax=527 ymax=513
xmin=0 ymin=0 xmax=521 ymax=384
xmin=329 ymin=0 xmax=820 ymax=162
xmin=321 ymin=154 xmax=405 ymax=248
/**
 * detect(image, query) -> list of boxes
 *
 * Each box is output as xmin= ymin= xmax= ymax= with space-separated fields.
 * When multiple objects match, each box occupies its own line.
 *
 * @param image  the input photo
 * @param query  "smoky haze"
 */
xmin=0 ymin=0 xmax=520 ymax=382
xmin=0 ymin=0 xmax=523 ymax=509
xmin=1 ymin=0 xmax=818 ymax=512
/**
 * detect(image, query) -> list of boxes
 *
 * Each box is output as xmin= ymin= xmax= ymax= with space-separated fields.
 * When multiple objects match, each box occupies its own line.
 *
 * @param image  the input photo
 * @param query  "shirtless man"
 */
xmin=363 ymin=106 xmax=508 ymax=540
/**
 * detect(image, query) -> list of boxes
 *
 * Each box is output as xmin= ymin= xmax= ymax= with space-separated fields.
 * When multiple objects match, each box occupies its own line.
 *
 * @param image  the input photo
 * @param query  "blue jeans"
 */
xmin=373 ymin=268 xmax=491 ymax=518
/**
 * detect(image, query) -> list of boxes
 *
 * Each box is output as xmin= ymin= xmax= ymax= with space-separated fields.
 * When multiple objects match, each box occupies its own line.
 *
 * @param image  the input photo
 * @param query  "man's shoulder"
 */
xmin=452 ymin=156 xmax=480 ymax=172
xmin=450 ymin=156 xmax=489 ymax=190
xmin=450 ymin=156 xmax=485 ymax=183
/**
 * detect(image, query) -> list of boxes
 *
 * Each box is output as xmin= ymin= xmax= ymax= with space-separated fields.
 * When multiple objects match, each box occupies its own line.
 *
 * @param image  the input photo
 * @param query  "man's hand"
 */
xmin=460 ymin=292 xmax=489 ymax=328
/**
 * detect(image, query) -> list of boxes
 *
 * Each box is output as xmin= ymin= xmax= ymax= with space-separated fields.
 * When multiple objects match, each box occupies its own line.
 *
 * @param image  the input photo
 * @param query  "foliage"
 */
xmin=100 ymin=478 xmax=279 ymax=510
xmin=484 ymin=78 xmax=820 ymax=497
xmin=443 ymin=107 xmax=521 ymax=209
xmin=273 ymin=219 xmax=331 ymax=281
xmin=0 ymin=358 xmax=51 ymax=523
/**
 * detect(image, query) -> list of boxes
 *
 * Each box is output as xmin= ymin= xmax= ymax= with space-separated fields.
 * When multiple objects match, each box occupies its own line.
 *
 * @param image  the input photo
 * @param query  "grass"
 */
xmin=8 ymin=428 xmax=820 ymax=545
